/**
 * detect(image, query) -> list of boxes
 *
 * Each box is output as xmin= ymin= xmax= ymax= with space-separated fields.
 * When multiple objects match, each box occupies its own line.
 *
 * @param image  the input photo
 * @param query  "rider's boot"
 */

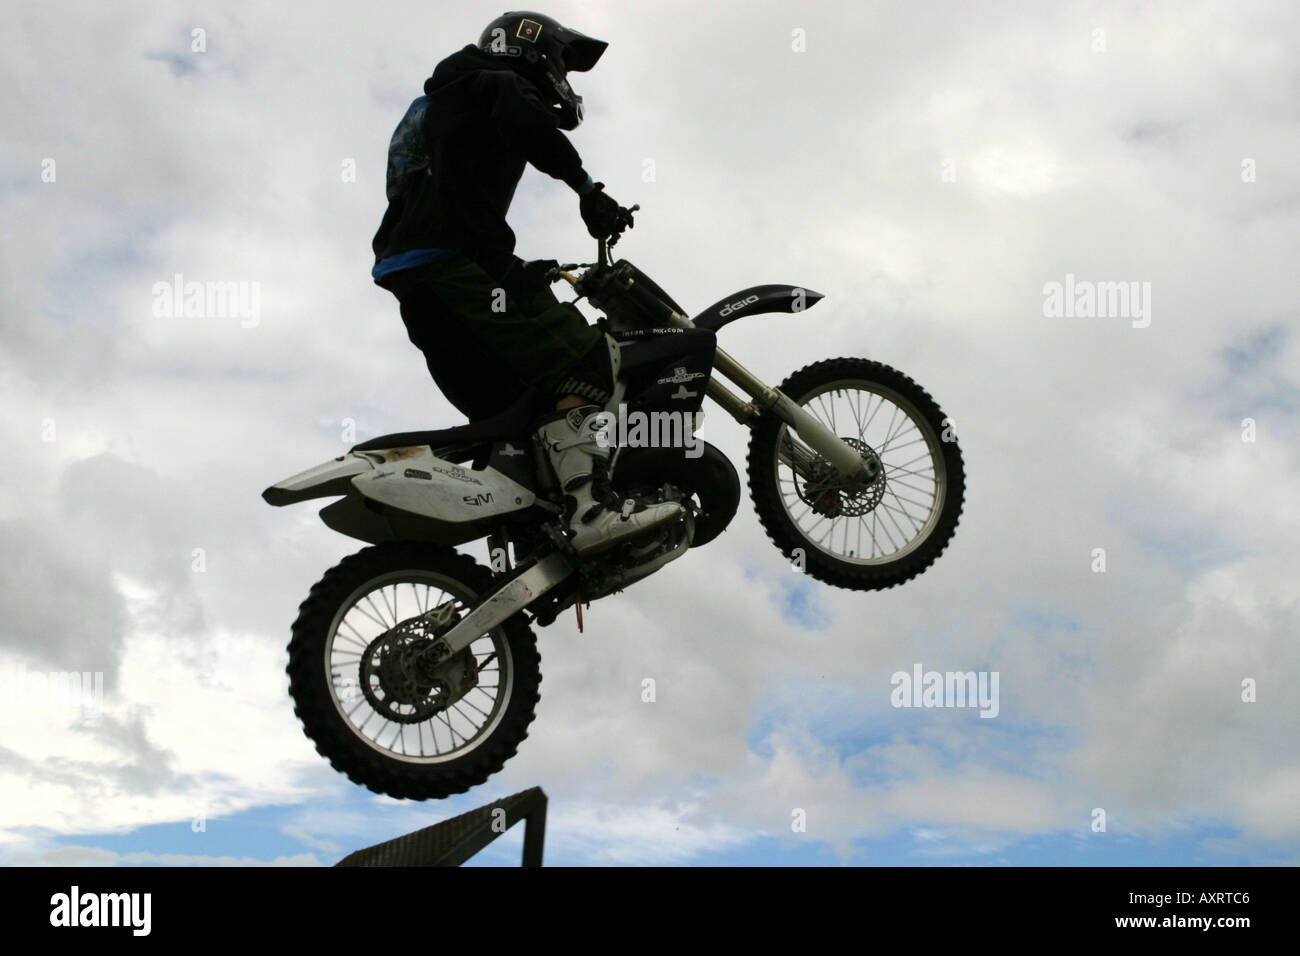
xmin=537 ymin=405 xmax=683 ymax=556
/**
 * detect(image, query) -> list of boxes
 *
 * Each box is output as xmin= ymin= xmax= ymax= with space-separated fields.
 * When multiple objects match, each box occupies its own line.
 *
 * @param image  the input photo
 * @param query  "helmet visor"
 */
xmin=558 ymin=30 xmax=607 ymax=72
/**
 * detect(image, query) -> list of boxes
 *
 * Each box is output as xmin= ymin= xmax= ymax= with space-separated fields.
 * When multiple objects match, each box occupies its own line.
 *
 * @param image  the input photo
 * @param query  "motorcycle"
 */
xmin=263 ymin=210 xmax=965 ymax=799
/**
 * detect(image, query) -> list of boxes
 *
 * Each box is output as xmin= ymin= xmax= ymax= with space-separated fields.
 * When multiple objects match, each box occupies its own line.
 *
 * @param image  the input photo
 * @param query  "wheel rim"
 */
xmin=324 ymin=570 xmax=514 ymax=764
xmin=773 ymin=380 xmax=947 ymax=565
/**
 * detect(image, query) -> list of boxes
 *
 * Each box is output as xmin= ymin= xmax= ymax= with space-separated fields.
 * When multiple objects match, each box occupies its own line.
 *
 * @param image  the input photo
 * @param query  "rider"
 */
xmin=371 ymin=11 xmax=681 ymax=555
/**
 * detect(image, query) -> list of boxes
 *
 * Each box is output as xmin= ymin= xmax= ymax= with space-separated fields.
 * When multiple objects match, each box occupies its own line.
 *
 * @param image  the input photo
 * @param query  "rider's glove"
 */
xmin=520 ymin=259 xmax=559 ymax=283
xmin=579 ymin=182 xmax=625 ymax=239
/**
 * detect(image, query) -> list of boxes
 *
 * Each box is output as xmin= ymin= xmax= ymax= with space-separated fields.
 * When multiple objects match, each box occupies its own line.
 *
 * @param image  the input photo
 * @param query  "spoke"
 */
xmin=813 ymin=393 xmax=834 ymax=429
xmin=338 ymin=616 xmax=373 ymax=645
xmin=883 ymin=488 xmax=934 ymax=511
xmin=883 ymin=452 xmax=935 ymax=476
xmin=879 ymin=496 xmax=920 ymax=528
xmin=352 ymin=601 xmax=389 ymax=631
xmin=344 ymin=693 xmax=368 ymax=721
xmin=879 ymin=405 xmax=905 ymax=453
xmin=366 ymin=593 xmax=397 ymax=628
xmin=886 ymin=462 xmax=936 ymax=481
xmin=885 ymin=488 xmax=926 ymax=532
xmin=861 ymin=392 xmax=886 ymax=435
xmin=848 ymin=389 xmax=866 ymax=438
xmin=886 ymin=477 xmax=936 ymax=499
xmin=879 ymin=432 xmax=925 ymax=455
xmin=879 ymin=493 xmax=916 ymax=543
xmin=435 ymin=708 xmax=466 ymax=747
xmin=875 ymin=506 xmax=902 ymax=554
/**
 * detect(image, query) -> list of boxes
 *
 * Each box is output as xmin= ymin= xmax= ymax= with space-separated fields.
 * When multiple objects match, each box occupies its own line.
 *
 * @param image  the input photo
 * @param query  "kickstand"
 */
xmin=575 ymin=590 xmax=584 ymax=633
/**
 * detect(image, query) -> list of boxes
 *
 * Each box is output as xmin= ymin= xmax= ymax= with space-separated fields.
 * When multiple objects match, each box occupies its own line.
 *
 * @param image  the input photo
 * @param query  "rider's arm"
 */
xmin=479 ymin=71 xmax=595 ymax=194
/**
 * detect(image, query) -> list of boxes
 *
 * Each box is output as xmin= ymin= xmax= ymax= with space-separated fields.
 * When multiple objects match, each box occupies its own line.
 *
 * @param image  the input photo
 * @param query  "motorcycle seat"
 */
xmin=352 ymin=388 xmax=548 ymax=452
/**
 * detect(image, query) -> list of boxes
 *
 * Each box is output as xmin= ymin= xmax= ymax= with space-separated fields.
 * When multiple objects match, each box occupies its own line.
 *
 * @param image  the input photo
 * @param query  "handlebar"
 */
xmin=551 ymin=201 xmax=640 ymax=284
xmin=600 ymin=203 xmax=639 ymax=264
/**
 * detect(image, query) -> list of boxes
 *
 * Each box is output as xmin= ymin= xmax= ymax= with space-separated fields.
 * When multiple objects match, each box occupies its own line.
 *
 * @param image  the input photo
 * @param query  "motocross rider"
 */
xmin=371 ymin=11 xmax=685 ymax=555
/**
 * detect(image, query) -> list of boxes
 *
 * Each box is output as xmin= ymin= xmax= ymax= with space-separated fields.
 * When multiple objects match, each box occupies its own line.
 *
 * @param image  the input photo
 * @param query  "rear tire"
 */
xmin=286 ymin=542 xmax=540 ymax=800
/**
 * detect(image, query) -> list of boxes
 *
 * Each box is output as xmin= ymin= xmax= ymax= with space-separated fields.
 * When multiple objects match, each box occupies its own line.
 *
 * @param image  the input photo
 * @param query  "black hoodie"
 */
xmin=371 ymin=45 xmax=589 ymax=272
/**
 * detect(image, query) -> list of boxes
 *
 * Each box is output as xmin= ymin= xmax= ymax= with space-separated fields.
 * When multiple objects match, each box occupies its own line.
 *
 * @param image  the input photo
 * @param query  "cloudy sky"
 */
xmin=1 ymin=0 xmax=1297 ymax=866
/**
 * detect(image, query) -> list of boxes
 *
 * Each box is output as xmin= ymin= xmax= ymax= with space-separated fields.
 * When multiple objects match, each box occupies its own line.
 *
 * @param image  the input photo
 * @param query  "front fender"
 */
xmin=691 ymin=284 xmax=823 ymax=332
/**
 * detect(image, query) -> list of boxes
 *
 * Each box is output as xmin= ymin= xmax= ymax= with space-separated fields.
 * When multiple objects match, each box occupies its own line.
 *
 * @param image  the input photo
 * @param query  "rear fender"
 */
xmin=262 ymin=453 xmax=376 ymax=506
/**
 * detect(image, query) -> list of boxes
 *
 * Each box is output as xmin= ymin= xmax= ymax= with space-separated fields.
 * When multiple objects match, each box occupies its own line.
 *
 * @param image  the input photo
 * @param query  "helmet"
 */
xmin=477 ymin=11 xmax=607 ymax=130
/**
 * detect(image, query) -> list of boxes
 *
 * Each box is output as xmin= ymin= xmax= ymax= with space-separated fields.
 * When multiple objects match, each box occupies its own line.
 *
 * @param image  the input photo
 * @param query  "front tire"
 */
xmin=747 ymin=358 xmax=964 ymax=591
xmin=286 ymin=542 xmax=540 ymax=800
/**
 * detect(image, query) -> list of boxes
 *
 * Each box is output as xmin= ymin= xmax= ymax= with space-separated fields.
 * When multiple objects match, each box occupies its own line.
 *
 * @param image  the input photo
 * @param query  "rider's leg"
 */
xmin=535 ymin=402 xmax=682 ymax=555
xmin=381 ymin=253 xmax=681 ymax=552
xmin=384 ymin=252 xmax=611 ymax=416
xmin=536 ymin=328 xmax=682 ymax=554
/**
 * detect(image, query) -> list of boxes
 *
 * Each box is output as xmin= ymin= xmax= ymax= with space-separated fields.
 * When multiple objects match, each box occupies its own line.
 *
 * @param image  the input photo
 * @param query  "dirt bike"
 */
xmin=263 ymin=209 xmax=965 ymax=799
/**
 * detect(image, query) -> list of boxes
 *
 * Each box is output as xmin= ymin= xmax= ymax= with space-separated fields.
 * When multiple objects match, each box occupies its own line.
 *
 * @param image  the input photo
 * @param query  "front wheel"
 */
xmin=286 ymin=542 xmax=540 ymax=800
xmin=747 ymin=358 xmax=964 ymax=591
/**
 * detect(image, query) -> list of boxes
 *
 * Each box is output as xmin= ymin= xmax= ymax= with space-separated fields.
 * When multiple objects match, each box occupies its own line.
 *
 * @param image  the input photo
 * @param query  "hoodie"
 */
xmin=371 ymin=45 xmax=591 ymax=277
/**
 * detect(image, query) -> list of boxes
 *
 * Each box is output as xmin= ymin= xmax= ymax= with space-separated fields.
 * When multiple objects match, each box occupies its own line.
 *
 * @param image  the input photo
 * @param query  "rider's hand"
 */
xmin=579 ymin=182 xmax=627 ymax=239
xmin=520 ymin=259 xmax=559 ymax=283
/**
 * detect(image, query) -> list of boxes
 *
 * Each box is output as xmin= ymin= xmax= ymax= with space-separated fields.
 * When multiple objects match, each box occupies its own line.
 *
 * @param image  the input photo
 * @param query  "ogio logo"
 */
xmin=517 ymin=18 xmax=543 ymax=42
xmin=719 ymin=294 xmax=759 ymax=317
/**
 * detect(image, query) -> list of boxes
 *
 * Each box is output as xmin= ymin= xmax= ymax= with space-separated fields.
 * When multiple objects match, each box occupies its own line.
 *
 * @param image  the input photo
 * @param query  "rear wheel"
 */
xmin=286 ymin=542 xmax=540 ymax=800
xmin=747 ymin=358 xmax=964 ymax=590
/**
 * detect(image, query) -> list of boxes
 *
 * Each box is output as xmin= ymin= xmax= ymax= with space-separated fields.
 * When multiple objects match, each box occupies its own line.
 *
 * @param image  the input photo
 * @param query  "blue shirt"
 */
xmin=372 ymin=246 xmax=461 ymax=282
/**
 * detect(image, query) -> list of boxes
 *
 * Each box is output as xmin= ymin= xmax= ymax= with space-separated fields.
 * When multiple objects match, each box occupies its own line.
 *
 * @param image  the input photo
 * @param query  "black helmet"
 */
xmin=477 ymin=11 xmax=607 ymax=130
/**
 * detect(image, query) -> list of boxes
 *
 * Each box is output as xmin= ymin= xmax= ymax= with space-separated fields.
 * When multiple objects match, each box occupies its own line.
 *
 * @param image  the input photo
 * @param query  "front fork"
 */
xmin=702 ymin=340 xmax=880 ymax=487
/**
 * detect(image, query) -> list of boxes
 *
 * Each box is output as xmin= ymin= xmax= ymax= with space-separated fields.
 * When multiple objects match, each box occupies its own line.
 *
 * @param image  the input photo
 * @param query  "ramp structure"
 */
xmin=334 ymin=786 xmax=548 ymax=867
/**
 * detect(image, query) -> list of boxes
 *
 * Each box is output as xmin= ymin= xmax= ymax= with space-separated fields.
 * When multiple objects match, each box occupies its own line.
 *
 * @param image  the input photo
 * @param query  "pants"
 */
xmin=381 ymin=251 xmax=612 ymax=421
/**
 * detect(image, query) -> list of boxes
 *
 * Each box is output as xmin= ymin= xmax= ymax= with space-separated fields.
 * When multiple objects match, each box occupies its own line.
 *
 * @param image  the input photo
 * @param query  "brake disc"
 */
xmin=795 ymin=437 xmax=885 ymax=518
